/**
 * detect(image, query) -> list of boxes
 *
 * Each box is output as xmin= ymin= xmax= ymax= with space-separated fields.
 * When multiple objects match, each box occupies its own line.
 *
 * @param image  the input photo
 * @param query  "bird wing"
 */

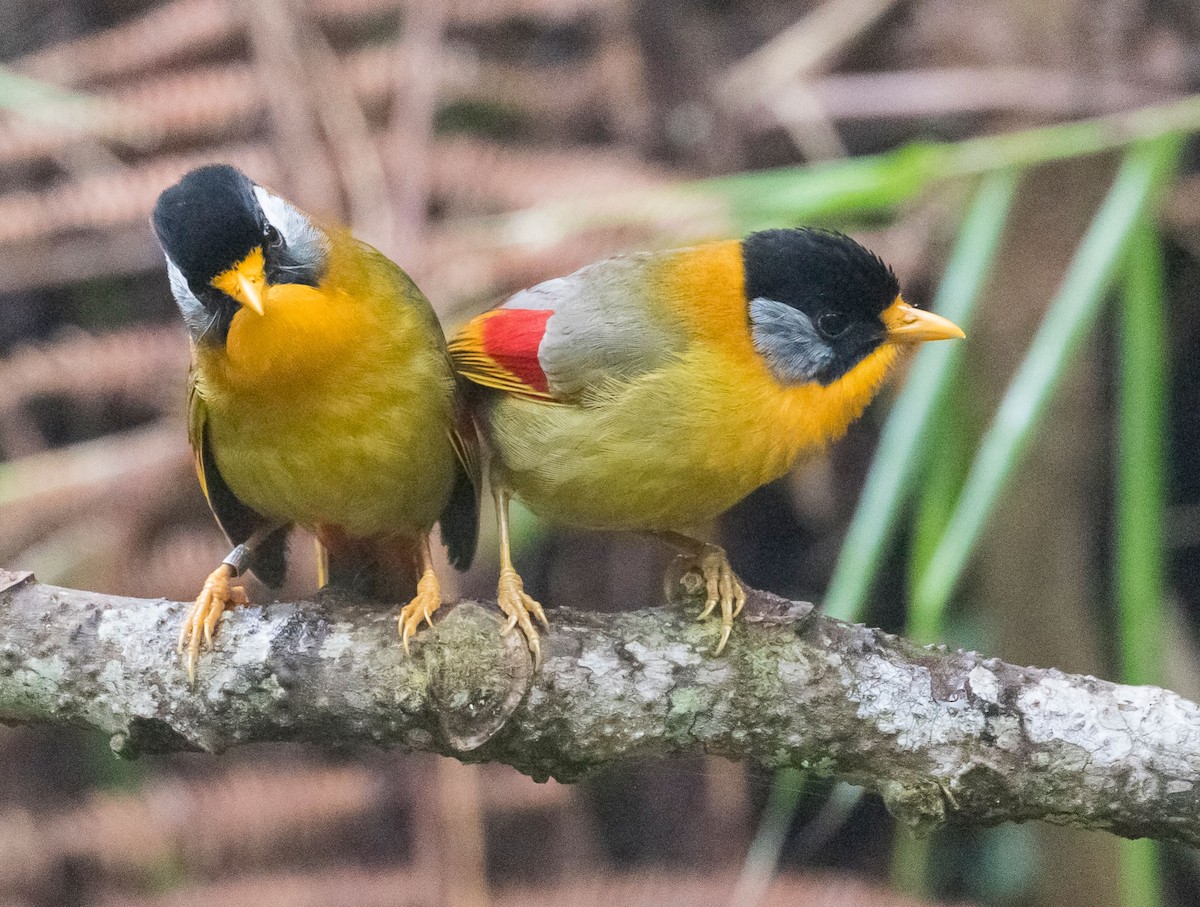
xmin=381 ymin=248 xmax=483 ymax=570
xmin=187 ymin=369 xmax=288 ymax=586
xmin=448 ymin=253 xmax=684 ymax=403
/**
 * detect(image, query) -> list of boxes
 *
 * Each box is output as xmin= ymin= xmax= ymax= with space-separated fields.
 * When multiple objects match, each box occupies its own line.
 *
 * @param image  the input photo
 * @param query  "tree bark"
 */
xmin=1 ymin=568 xmax=1198 ymax=848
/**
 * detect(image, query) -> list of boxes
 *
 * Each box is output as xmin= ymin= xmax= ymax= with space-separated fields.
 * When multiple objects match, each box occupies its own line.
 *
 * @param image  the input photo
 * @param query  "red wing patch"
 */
xmin=449 ymin=308 xmax=556 ymax=400
xmin=481 ymin=309 xmax=552 ymax=394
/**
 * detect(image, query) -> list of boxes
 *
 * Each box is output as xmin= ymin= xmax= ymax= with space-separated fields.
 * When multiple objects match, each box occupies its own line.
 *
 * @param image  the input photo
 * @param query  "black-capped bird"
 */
xmin=449 ymin=228 xmax=962 ymax=663
xmin=152 ymin=164 xmax=478 ymax=680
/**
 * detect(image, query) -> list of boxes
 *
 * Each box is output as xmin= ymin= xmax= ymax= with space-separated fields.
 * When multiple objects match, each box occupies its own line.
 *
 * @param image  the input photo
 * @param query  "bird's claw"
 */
xmin=178 ymin=564 xmax=248 ymax=684
xmin=682 ymin=546 xmax=745 ymax=655
xmin=497 ymin=567 xmax=547 ymax=668
xmin=398 ymin=568 xmax=443 ymax=653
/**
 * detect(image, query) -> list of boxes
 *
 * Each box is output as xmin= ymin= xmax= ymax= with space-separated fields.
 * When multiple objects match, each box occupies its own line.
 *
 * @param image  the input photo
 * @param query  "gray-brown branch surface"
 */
xmin=1 ymin=567 xmax=1198 ymax=847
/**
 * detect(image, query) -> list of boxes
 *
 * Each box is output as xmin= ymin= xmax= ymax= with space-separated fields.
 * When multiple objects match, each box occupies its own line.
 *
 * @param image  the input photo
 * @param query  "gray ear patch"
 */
xmin=749 ymin=296 xmax=836 ymax=385
xmin=253 ymin=185 xmax=328 ymax=282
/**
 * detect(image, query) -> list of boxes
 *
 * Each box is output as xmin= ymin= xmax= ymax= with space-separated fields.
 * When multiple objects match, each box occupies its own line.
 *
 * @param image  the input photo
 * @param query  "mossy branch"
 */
xmin=1 ymin=568 xmax=1198 ymax=847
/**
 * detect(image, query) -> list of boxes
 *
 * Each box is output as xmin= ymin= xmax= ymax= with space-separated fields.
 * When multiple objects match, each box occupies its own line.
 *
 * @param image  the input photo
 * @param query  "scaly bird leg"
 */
xmin=178 ymin=542 xmax=255 ymax=684
xmin=315 ymin=536 xmax=330 ymax=589
xmin=495 ymin=488 xmax=548 ymax=668
xmin=653 ymin=531 xmax=746 ymax=655
xmin=398 ymin=535 xmax=443 ymax=652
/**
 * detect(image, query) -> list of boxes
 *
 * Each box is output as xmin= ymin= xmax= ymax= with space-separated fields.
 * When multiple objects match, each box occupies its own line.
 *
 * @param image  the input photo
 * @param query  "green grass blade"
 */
xmin=497 ymin=96 xmax=1200 ymax=255
xmin=1120 ymin=839 xmax=1161 ymax=907
xmin=710 ymin=142 xmax=954 ymax=229
xmin=1114 ymin=224 xmax=1169 ymax=907
xmin=701 ymin=95 xmax=1200 ymax=227
xmin=911 ymin=138 xmax=1182 ymax=616
xmin=0 ymin=66 xmax=96 ymax=124
xmin=906 ymin=385 xmax=973 ymax=643
xmin=890 ymin=832 xmax=933 ymax=900
xmin=823 ymin=169 xmax=1019 ymax=622
xmin=728 ymin=768 xmax=806 ymax=907
xmin=1116 ymin=225 xmax=1169 ymax=688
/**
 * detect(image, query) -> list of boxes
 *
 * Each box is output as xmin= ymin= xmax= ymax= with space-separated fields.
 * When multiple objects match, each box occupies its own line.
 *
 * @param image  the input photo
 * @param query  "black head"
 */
xmin=152 ymin=165 xmax=264 ymax=294
xmin=151 ymin=164 xmax=327 ymax=345
xmin=743 ymin=228 xmax=901 ymax=386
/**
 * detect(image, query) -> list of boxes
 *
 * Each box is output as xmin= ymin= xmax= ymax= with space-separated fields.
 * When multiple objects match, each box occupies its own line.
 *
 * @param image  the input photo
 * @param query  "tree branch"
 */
xmin=1 ymin=567 xmax=1198 ymax=847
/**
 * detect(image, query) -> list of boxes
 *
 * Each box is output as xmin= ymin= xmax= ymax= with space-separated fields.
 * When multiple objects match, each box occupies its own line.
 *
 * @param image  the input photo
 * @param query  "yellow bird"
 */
xmin=449 ymin=228 xmax=963 ymax=662
xmin=152 ymin=164 xmax=479 ymax=680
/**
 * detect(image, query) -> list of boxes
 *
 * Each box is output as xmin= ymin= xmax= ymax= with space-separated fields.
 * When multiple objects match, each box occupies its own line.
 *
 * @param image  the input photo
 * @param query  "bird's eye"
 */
xmin=817 ymin=311 xmax=849 ymax=339
xmin=263 ymin=223 xmax=284 ymax=249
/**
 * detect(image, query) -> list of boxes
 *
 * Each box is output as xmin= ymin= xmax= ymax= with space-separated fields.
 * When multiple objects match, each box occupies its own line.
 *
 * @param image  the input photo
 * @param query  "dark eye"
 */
xmin=263 ymin=222 xmax=284 ymax=249
xmin=817 ymin=311 xmax=849 ymax=339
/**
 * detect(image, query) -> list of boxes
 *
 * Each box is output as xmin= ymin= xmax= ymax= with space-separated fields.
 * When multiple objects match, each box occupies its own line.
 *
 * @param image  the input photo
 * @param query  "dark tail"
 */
xmin=440 ymin=389 xmax=482 ymax=570
xmin=249 ymin=525 xmax=291 ymax=588
xmin=440 ymin=453 xmax=480 ymax=570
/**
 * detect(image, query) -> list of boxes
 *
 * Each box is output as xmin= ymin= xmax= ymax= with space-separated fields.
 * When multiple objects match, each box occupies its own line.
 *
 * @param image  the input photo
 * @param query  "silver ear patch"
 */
xmin=749 ymin=296 xmax=837 ymax=385
xmin=252 ymin=185 xmax=328 ymax=275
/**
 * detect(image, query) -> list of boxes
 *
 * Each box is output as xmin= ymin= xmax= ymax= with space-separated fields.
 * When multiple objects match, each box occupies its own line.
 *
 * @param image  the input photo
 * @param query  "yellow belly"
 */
xmin=195 ymin=279 xmax=457 ymax=539
xmin=488 ymin=344 xmax=897 ymax=532
xmin=208 ymin=381 xmax=456 ymax=538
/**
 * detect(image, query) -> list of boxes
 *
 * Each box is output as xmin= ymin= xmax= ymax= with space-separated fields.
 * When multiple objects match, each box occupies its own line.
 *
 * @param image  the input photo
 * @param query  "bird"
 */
xmin=448 ymin=228 xmax=963 ymax=663
xmin=152 ymin=164 xmax=479 ymax=681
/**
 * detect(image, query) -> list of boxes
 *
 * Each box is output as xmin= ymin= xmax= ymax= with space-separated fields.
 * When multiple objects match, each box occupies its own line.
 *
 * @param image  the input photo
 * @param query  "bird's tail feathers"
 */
xmin=316 ymin=528 xmax=419 ymax=602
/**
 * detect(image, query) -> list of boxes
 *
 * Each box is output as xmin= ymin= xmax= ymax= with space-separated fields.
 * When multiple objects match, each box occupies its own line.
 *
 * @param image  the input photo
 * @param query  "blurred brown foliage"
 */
xmin=3 ymin=0 xmax=1200 ymax=905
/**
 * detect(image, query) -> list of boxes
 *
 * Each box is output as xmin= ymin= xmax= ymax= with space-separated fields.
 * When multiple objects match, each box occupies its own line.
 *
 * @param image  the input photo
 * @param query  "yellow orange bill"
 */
xmin=236 ymin=271 xmax=266 ymax=316
xmin=211 ymin=247 xmax=267 ymax=316
xmin=883 ymin=300 xmax=964 ymax=343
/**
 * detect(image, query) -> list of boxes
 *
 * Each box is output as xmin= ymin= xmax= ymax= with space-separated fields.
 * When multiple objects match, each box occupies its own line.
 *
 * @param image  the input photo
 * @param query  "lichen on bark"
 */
xmin=1 ymin=568 xmax=1199 ymax=847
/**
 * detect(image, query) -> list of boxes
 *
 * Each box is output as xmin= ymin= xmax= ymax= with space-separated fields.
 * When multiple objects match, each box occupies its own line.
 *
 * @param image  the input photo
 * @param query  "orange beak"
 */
xmin=882 ymin=298 xmax=964 ymax=343
xmin=210 ymin=246 xmax=267 ymax=316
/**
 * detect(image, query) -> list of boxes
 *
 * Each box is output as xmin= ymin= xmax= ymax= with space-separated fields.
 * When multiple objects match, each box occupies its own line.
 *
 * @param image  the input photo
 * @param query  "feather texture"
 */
xmin=449 ymin=251 xmax=685 ymax=403
xmin=452 ymin=238 xmax=901 ymax=532
xmin=188 ymin=233 xmax=478 ymax=586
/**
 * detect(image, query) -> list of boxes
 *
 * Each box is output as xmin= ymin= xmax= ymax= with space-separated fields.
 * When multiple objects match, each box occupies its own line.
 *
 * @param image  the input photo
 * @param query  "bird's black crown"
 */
xmin=741 ymin=228 xmax=899 ymax=320
xmin=742 ymin=228 xmax=901 ymax=386
xmin=151 ymin=164 xmax=265 ymax=293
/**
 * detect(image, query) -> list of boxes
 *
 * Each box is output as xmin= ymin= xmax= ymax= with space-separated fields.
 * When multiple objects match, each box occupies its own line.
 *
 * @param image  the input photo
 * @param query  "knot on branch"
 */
xmin=424 ymin=602 xmax=532 ymax=752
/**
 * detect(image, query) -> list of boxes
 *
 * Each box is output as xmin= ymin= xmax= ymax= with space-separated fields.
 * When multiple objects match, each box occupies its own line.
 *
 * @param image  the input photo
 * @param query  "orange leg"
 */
xmin=178 ymin=526 xmax=278 ymax=684
xmin=494 ymin=488 xmax=548 ymax=668
xmin=315 ymin=536 xmax=330 ymax=588
xmin=178 ymin=560 xmax=249 ymax=684
xmin=654 ymin=531 xmax=746 ymax=655
xmin=397 ymin=534 xmax=443 ymax=652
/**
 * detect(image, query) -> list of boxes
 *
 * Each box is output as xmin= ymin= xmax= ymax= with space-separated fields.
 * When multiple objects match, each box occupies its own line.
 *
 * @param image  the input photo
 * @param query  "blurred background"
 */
xmin=2 ymin=0 xmax=1200 ymax=905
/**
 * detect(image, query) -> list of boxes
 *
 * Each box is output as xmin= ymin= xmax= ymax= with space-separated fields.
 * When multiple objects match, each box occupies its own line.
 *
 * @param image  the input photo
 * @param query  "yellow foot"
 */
xmin=681 ymin=545 xmax=746 ymax=655
xmin=497 ymin=567 xmax=548 ymax=669
xmin=398 ymin=569 xmax=443 ymax=653
xmin=178 ymin=563 xmax=249 ymax=684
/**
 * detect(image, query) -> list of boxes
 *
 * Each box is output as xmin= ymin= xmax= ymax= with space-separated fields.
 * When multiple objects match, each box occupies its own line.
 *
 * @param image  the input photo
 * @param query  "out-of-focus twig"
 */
xmin=384 ymin=1 xmax=447 ymax=268
xmin=0 ymin=327 xmax=187 ymax=428
xmin=0 ymin=143 xmax=278 ymax=246
xmin=718 ymin=0 xmax=903 ymax=104
xmin=14 ymin=0 xmax=627 ymax=90
xmin=717 ymin=0 xmax=904 ymax=159
xmin=300 ymin=11 xmax=395 ymax=246
xmin=243 ymin=0 xmax=340 ymax=217
xmin=0 ymin=762 xmax=383 ymax=895
xmin=766 ymin=68 xmax=1168 ymax=128
xmin=435 ymin=758 xmax=489 ymax=907
xmin=96 ymin=870 xmax=952 ymax=907
xmin=0 ymin=423 xmax=190 ymax=562
xmin=0 ymin=423 xmax=186 ymax=512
